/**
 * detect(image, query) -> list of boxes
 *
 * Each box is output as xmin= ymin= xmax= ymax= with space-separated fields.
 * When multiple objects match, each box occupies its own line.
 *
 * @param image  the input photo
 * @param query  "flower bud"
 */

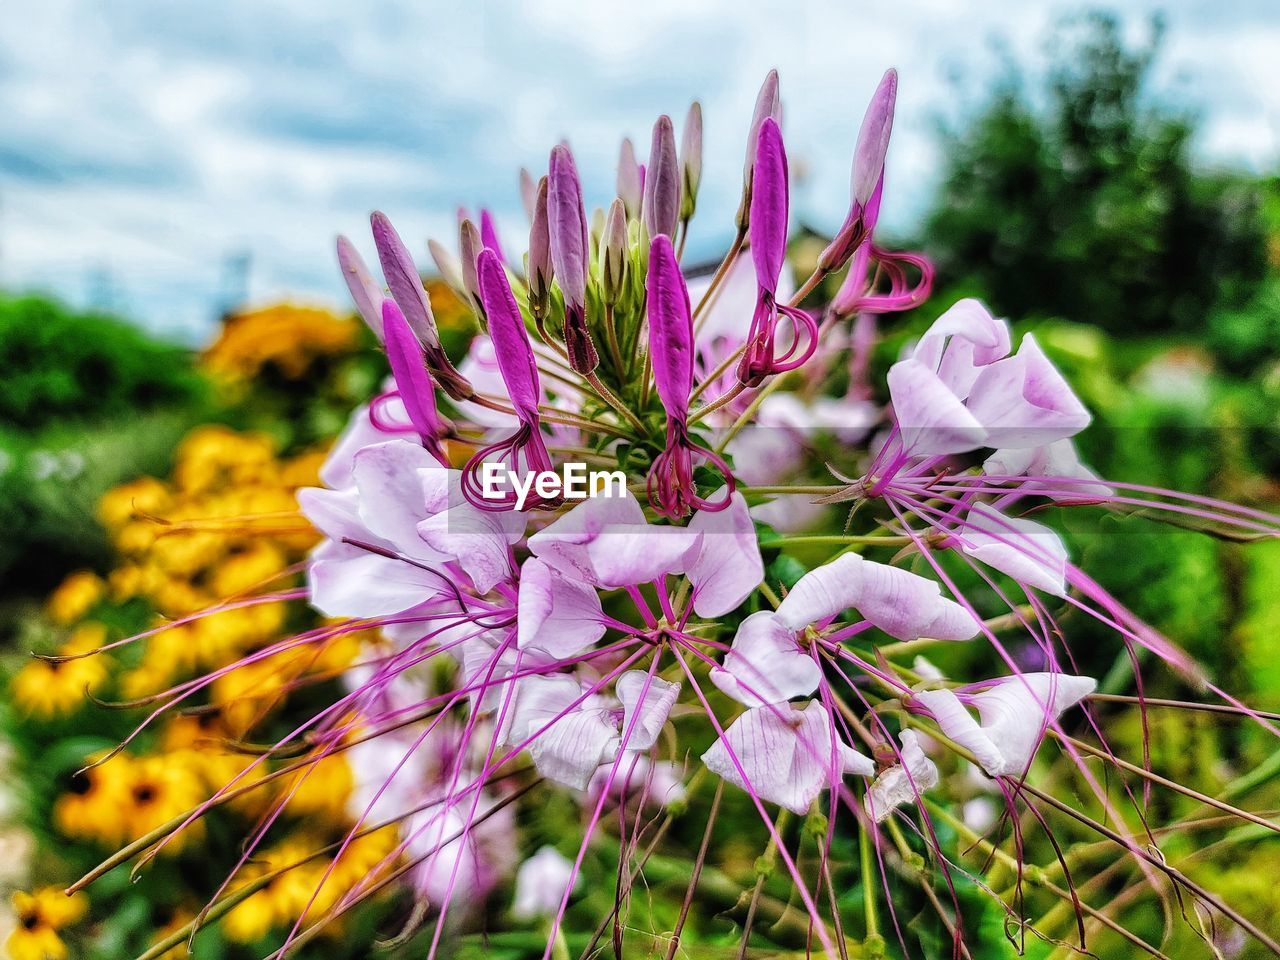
xmin=427 ymin=238 xmax=467 ymax=302
xmin=519 ymin=166 xmax=538 ymax=221
xmin=643 ymin=114 xmax=680 ymax=242
xmin=737 ymin=69 xmax=782 ymax=231
xmin=851 ymin=68 xmax=897 ymax=208
xmin=370 ymin=211 xmax=441 ymax=349
xmin=369 ymin=211 xmax=472 ymax=400
xmin=527 ymin=175 xmax=553 ymax=319
xmin=547 ymin=144 xmax=590 ymax=312
xmin=680 ymin=101 xmax=703 ymax=222
xmin=600 ymin=198 xmax=628 ymax=306
xmin=617 ymin=137 xmax=642 ymax=220
xmin=819 ymin=68 xmax=898 ymax=273
xmin=335 ymin=235 xmax=385 ymax=340
xmin=458 ymin=217 xmax=484 ymax=310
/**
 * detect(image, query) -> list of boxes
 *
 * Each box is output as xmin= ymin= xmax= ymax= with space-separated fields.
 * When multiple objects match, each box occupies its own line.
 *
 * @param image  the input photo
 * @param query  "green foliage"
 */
xmin=0 ymin=293 xmax=204 ymax=430
xmin=923 ymin=11 xmax=1267 ymax=335
xmin=1206 ymin=275 xmax=1280 ymax=377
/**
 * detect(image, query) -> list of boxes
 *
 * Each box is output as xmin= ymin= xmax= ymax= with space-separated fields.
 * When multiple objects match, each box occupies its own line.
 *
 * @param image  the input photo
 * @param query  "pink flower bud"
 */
xmin=527 ymin=175 xmax=553 ymax=317
xmin=335 ymin=235 xmax=385 ymax=340
xmin=547 ymin=144 xmax=590 ymax=311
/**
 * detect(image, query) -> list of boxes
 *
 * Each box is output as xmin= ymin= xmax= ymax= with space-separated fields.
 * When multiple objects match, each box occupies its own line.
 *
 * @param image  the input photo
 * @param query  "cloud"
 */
xmin=0 ymin=0 xmax=1275 ymax=341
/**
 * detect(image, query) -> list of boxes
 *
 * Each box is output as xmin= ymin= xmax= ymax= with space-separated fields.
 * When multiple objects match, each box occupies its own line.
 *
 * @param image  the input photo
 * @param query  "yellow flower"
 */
xmin=5 ymin=888 xmax=86 ymax=960
xmin=221 ymin=838 xmax=329 ymax=944
xmin=122 ymin=755 xmax=207 ymax=852
xmin=203 ymin=304 xmax=359 ymax=384
xmin=10 ymin=625 xmax=110 ymax=719
xmin=283 ymin=751 xmax=353 ymax=821
xmin=98 ymin=476 xmax=171 ymax=532
xmin=53 ymin=752 xmax=135 ymax=845
xmin=44 ymin=571 xmax=105 ymax=625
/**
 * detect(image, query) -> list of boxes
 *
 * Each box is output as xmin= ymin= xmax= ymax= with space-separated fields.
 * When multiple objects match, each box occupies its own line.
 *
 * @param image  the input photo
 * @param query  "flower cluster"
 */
xmin=54 ymin=66 xmax=1280 ymax=960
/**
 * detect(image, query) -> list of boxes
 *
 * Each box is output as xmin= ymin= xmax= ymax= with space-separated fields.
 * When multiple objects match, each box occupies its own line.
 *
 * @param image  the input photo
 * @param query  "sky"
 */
xmin=1 ymin=0 xmax=1277 ymax=343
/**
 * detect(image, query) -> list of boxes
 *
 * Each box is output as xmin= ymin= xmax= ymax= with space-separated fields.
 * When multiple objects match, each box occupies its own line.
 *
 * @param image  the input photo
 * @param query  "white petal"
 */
xmin=710 ymin=611 xmax=819 ymax=707
xmin=865 ymin=730 xmax=939 ymax=822
xmin=887 ymin=357 xmax=988 ymax=456
xmin=912 ymin=687 xmax=1004 ymax=776
xmin=686 ymin=491 xmax=764 ymax=617
xmin=516 ymin=558 xmax=605 ymax=658
xmin=513 ymin=847 xmax=575 ymax=919
xmin=701 ymin=701 xmax=871 ymax=814
xmin=969 ymin=673 xmax=1096 ymax=776
xmin=615 ymin=672 xmax=680 ymax=751
xmin=957 ymin=503 xmax=1068 ymax=597
xmin=308 ymin=540 xmax=447 ymax=618
xmin=853 ymin=559 xmax=981 ymax=641
xmin=775 ymin=553 xmax=866 ymax=630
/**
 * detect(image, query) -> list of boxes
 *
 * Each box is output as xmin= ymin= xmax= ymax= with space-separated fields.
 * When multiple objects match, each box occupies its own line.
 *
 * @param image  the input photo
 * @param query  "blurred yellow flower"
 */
xmin=123 ymin=756 xmax=208 ymax=852
xmin=5 ymin=888 xmax=86 ymax=960
xmin=204 ymin=304 xmax=359 ymax=384
xmin=44 ymin=572 xmax=106 ymax=625
xmin=54 ymin=753 xmax=135 ymax=846
xmin=10 ymin=624 xmax=111 ymax=719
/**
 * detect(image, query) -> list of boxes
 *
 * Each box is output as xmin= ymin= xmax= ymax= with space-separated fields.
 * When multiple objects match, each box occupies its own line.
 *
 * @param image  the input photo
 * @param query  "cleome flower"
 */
xmin=49 ymin=62 xmax=1280 ymax=960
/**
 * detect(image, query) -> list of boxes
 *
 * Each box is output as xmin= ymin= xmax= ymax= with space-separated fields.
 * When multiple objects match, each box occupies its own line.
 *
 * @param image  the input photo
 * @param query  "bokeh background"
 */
xmin=2 ymin=1 xmax=1280 ymax=957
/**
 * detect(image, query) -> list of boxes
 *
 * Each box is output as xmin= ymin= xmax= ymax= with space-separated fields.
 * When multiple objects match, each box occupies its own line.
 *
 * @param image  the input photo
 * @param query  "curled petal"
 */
xmin=965 ymin=333 xmax=1091 ymax=448
xmin=886 ymin=356 xmax=988 ymax=456
xmin=616 ymin=672 xmax=681 ymax=751
xmin=505 ymin=675 xmax=619 ymax=790
xmin=865 ymin=729 xmax=938 ymax=822
xmin=702 ymin=701 xmax=873 ymax=814
xmin=956 ymin=503 xmax=1069 ymax=597
xmin=710 ymin=611 xmax=818 ymax=707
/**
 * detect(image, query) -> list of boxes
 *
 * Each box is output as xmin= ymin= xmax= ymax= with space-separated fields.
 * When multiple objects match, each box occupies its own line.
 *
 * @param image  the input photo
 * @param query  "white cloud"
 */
xmin=0 ymin=0 xmax=1275 ymax=341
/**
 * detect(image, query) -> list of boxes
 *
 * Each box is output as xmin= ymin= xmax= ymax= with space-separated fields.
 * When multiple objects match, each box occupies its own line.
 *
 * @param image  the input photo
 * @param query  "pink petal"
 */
xmin=912 ymin=687 xmax=1004 ymax=774
xmin=527 ymin=490 xmax=649 ymax=584
xmin=887 ymin=357 xmax=988 ymax=456
xmin=586 ymin=524 xmax=700 ymax=588
xmin=966 ymin=334 xmax=1091 ymax=448
xmin=516 ymin=558 xmax=606 ymax=658
xmin=351 ymin=440 xmax=448 ymax=555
